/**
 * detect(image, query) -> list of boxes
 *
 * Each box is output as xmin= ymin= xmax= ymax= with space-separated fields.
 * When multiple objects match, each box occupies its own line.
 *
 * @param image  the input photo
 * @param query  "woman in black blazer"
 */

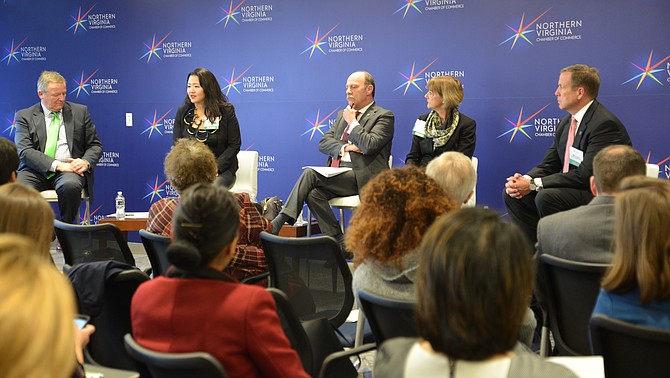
xmin=173 ymin=67 xmax=241 ymax=188
xmin=405 ymin=75 xmax=476 ymax=167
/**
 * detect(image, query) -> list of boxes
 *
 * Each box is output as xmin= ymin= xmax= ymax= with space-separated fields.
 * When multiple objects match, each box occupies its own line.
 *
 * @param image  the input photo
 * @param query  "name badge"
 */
xmin=412 ymin=119 xmax=426 ymax=138
xmin=203 ymin=117 xmax=220 ymax=131
xmin=569 ymin=146 xmax=584 ymax=168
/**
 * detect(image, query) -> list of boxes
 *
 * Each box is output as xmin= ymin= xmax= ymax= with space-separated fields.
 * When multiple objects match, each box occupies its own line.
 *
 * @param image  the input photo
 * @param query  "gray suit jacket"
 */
xmin=536 ymin=195 xmax=615 ymax=264
xmin=15 ymin=102 xmax=103 ymax=201
xmin=318 ymin=102 xmax=394 ymax=191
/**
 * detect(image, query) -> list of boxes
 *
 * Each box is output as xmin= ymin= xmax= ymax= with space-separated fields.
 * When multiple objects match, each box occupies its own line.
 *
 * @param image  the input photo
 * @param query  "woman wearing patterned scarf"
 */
xmin=405 ymin=76 xmax=476 ymax=167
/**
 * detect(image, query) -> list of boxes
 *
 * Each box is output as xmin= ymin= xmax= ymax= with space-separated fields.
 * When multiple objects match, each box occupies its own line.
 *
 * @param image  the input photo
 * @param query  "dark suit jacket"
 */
xmin=536 ymin=195 xmax=615 ymax=264
xmin=15 ymin=101 xmax=103 ymax=201
xmin=405 ymin=111 xmax=476 ymax=166
xmin=528 ymin=100 xmax=631 ymax=190
xmin=318 ymin=102 xmax=394 ymax=191
xmin=173 ymin=103 xmax=241 ymax=176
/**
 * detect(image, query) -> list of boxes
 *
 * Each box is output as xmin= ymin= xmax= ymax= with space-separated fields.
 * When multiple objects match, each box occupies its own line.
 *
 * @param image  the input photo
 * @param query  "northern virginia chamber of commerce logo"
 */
xmin=81 ymin=204 xmax=103 ymax=225
xmin=217 ymin=0 xmax=273 ymax=27
xmin=69 ymin=69 xmax=119 ymax=98
xmin=67 ymin=4 xmax=117 ymax=34
xmin=301 ymin=25 xmax=364 ymax=58
xmin=646 ymin=151 xmax=670 ymax=179
xmin=141 ymin=108 xmax=173 ymax=139
xmin=140 ymin=32 xmax=192 ymax=62
xmin=622 ymin=50 xmax=670 ymax=90
xmin=2 ymin=111 xmax=16 ymax=137
xmin=394 ymin=59 xmax=438 ymax=95
xmin=394 ymin=0 xmax=464 ymax=18
xmin=222 ymin=66 xmax=275 ymax=95
xmin=97 ymin=151 xmax=120 ymax=168
xmin=302 ymin=108 xmax=339 ymax=141
xmin=500 ymin=9 xmax=583 ymax=49
xmin=145 ymin=176 xmax=169 ymax=204
xmin=2 ymin=37 xmax=47 ymax=65
xmin=497 ymin=104 xmax=557 ymax=142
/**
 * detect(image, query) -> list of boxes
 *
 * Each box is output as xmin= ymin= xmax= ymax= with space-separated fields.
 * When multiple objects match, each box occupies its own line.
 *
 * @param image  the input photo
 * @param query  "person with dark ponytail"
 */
xmin=131 ymin=184 xmax=308 ymax=378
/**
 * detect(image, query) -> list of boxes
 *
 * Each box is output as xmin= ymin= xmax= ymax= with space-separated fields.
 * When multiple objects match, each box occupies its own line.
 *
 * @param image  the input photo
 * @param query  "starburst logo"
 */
xmin=3 ymin=112 xmax=17 ymax=136
xmin=144 ymin=176 xmax=169 ymax=203
xmin=622 ymin=50 xmax=670 ymax=90
xmin=69 ymin=69 xmax=100 ymax=98
xmin=300 ymin=25 xmax=338 ymax=59
xmin=222 ymin=66 xmax=252 ymax=96
xmin=217 ymin=0 xmax=246 ymax=27
xmin=499 ymin=9 xmax=550 ymax=49
xmin=141 ymin=108 xmax=173 ymax=139
xmin=1 ymin=37 xmax=28 ymax=66
xmin=394 ymin=0 xmax=423 ymax=18
xmin=394 ymin=59 xmax=438 ymax=95
xmin=497 ymin=104 xmax=550 ymax=142
xmin=80 ymin=205 xmax=102 ymax=225
xmin=67 ymin=4 xmax=96 ymax=34
xmin=302 ymin=108 xmax=339 ymax=141
xmin=139 ymin=32 xmax=171 ymax=63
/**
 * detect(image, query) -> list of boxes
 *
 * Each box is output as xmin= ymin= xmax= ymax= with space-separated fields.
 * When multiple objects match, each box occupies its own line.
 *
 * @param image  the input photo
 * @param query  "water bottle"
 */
xmin=115 ymin=191 xmax=126 ymax=220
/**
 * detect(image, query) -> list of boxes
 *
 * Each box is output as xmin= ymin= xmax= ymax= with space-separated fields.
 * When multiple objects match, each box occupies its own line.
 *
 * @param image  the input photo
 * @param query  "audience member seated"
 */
xmin=347 ymin=166 xmax=455 ymax=301
xmin=0 ymin=234 xmax=95 ymax=378
xmin=592 ymin=177 xmax=670 ymax=328
xmin=146 ymin=139 xmax=218 ymax=236
xmin=537 ymin=145 xmax=646 ymax=263
xmin=425 ymin=151 xmax=477 ymax=207
xmin=405 ymin=75 xmax=476 ymax=167
xmin=0 ymin=136 xmax=19 ymax=185
xmin=374 ymin=208 xmax=577 ymax=378
xmin=0 ymin=182 xmax=55 ymax=261
xmin=131 ymin=184 xmax=309 ymax=378
xmin=226 ymin=191 xmax=272 ymax=282
xmin=146 ymin=139 xmax=272 ymax=281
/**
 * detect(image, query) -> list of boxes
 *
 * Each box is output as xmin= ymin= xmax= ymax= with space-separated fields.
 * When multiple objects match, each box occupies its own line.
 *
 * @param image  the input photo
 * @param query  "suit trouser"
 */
xmin=503 ymin=187 xmax=593 ymax=246
xmin=281 ymin=168 xmax=358 ymax=239
xmin=19 ymin=168 xmax=85 ymax=224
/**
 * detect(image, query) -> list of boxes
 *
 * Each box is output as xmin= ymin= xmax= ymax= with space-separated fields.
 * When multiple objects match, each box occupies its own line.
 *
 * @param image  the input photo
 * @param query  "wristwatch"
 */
xmin=528 ymin=179 xmax=537 ymax=191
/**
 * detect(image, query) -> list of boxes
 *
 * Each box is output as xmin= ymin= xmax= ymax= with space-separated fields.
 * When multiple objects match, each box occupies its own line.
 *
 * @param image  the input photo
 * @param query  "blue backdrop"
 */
xmin=1 ymin=0 xmax=669 ymax=225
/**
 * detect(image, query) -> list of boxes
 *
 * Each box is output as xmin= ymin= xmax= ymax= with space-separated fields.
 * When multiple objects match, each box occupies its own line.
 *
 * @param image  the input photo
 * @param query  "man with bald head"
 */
xmin=271 ymin=71 xmax=394 ymax=250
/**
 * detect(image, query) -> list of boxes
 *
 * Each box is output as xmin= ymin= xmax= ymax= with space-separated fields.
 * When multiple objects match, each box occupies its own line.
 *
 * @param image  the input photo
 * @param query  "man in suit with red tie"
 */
xmin=503 ymin=64 xmax=631 ymax=245
xmin=271 ymin=71 xmax=394 ymax=250
xmin=15 ymin=71 xmax=103 ymax=224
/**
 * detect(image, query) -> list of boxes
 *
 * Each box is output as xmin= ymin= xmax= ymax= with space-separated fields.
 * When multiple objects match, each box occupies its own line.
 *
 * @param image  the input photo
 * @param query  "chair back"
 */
xmin=68 ymin=263 xmax=150 ymax=370
xmin=230 ymin=150 xmax=259 ymax=202
xmin=537 ymin=254 xmax=610 ymax=355
xmin=357 ymin=289 xmax=417 ymax=345
xmin=54 ymin=220 xmax=136 ymax=266
xmin=646 ymin=163 xmax=660 ymax=178
xmin=268 ymin=288 xmax=314 ymax=374
xmin=260 ymin=232 xmax=354 ymax=329
xmin=590 ymin=314 xmax=670 ymax=378
xmin=124 ymin=334 xmax=227 ymax=378
xmin=139 ymin=229 xmax=171 ymax=277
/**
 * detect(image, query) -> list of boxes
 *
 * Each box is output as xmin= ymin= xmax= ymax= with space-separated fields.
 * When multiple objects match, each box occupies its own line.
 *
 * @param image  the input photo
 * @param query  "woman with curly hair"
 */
xmin=346 ymin=166 xmax=455 ymax=301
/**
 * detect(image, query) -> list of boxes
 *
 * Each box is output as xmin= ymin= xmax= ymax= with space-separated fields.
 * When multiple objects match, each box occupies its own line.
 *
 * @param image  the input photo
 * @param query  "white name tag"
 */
xmin=569 ymin=146 xmax=584 ymax=168
xmin=412 ymin=119 xmax=426 ymax=138
xmin=203 ymin=117 xmax=220 ymax=131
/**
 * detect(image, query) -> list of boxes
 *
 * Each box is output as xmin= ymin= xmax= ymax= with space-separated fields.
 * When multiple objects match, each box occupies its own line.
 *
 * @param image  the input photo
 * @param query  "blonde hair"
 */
xmin=426 ymin=151 xmax=476 ymax=205
xmin=426 ymin=75 xmax=464 ymax=111
xmin=37 ymin=71 xmax=66 ymax=93
xmin=602 ymin=177 xmax=670 ymax=304
xmin=0 ymin=183 xmax=55 ymax=260
xmin=0 ymin=234 xmax=77 ymax=378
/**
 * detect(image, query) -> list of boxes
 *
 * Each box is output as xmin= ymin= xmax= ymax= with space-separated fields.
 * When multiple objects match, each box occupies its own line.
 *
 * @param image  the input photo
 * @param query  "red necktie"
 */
xmin=331 ymin=111 xmax=360 ymax=167
xmin=562 ymin=117 xmax=577 ymax=173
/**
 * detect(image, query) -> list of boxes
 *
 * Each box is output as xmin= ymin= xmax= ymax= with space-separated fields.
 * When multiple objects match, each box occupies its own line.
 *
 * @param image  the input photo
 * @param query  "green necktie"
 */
xmin=45 ymin=111 xmax=60 ymax=178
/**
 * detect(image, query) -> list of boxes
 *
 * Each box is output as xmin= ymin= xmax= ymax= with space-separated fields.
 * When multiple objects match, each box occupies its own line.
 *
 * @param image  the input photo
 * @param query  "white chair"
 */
xmin=646 ymin=163 xmax=660 ymax=178
xmin=463 ymin=156 xmax=478 ymax=207
xmin=307 ymin=156 xmax=392 ymax=237
xmin=40 ymin=189 xmax=91 ymax=224
xmin=230 ymin=150 xmax=259 ymax=202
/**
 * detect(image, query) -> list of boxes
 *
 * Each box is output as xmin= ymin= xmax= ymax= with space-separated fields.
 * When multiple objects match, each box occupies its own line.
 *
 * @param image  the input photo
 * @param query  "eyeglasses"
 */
xmin=184 ymin=108 xmax=216 ymax=142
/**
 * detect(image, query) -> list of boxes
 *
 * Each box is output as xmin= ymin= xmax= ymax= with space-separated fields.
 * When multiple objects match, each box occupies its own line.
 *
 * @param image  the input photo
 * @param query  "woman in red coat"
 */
xmin=131 ymin=183 xmax=308 ymax=378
